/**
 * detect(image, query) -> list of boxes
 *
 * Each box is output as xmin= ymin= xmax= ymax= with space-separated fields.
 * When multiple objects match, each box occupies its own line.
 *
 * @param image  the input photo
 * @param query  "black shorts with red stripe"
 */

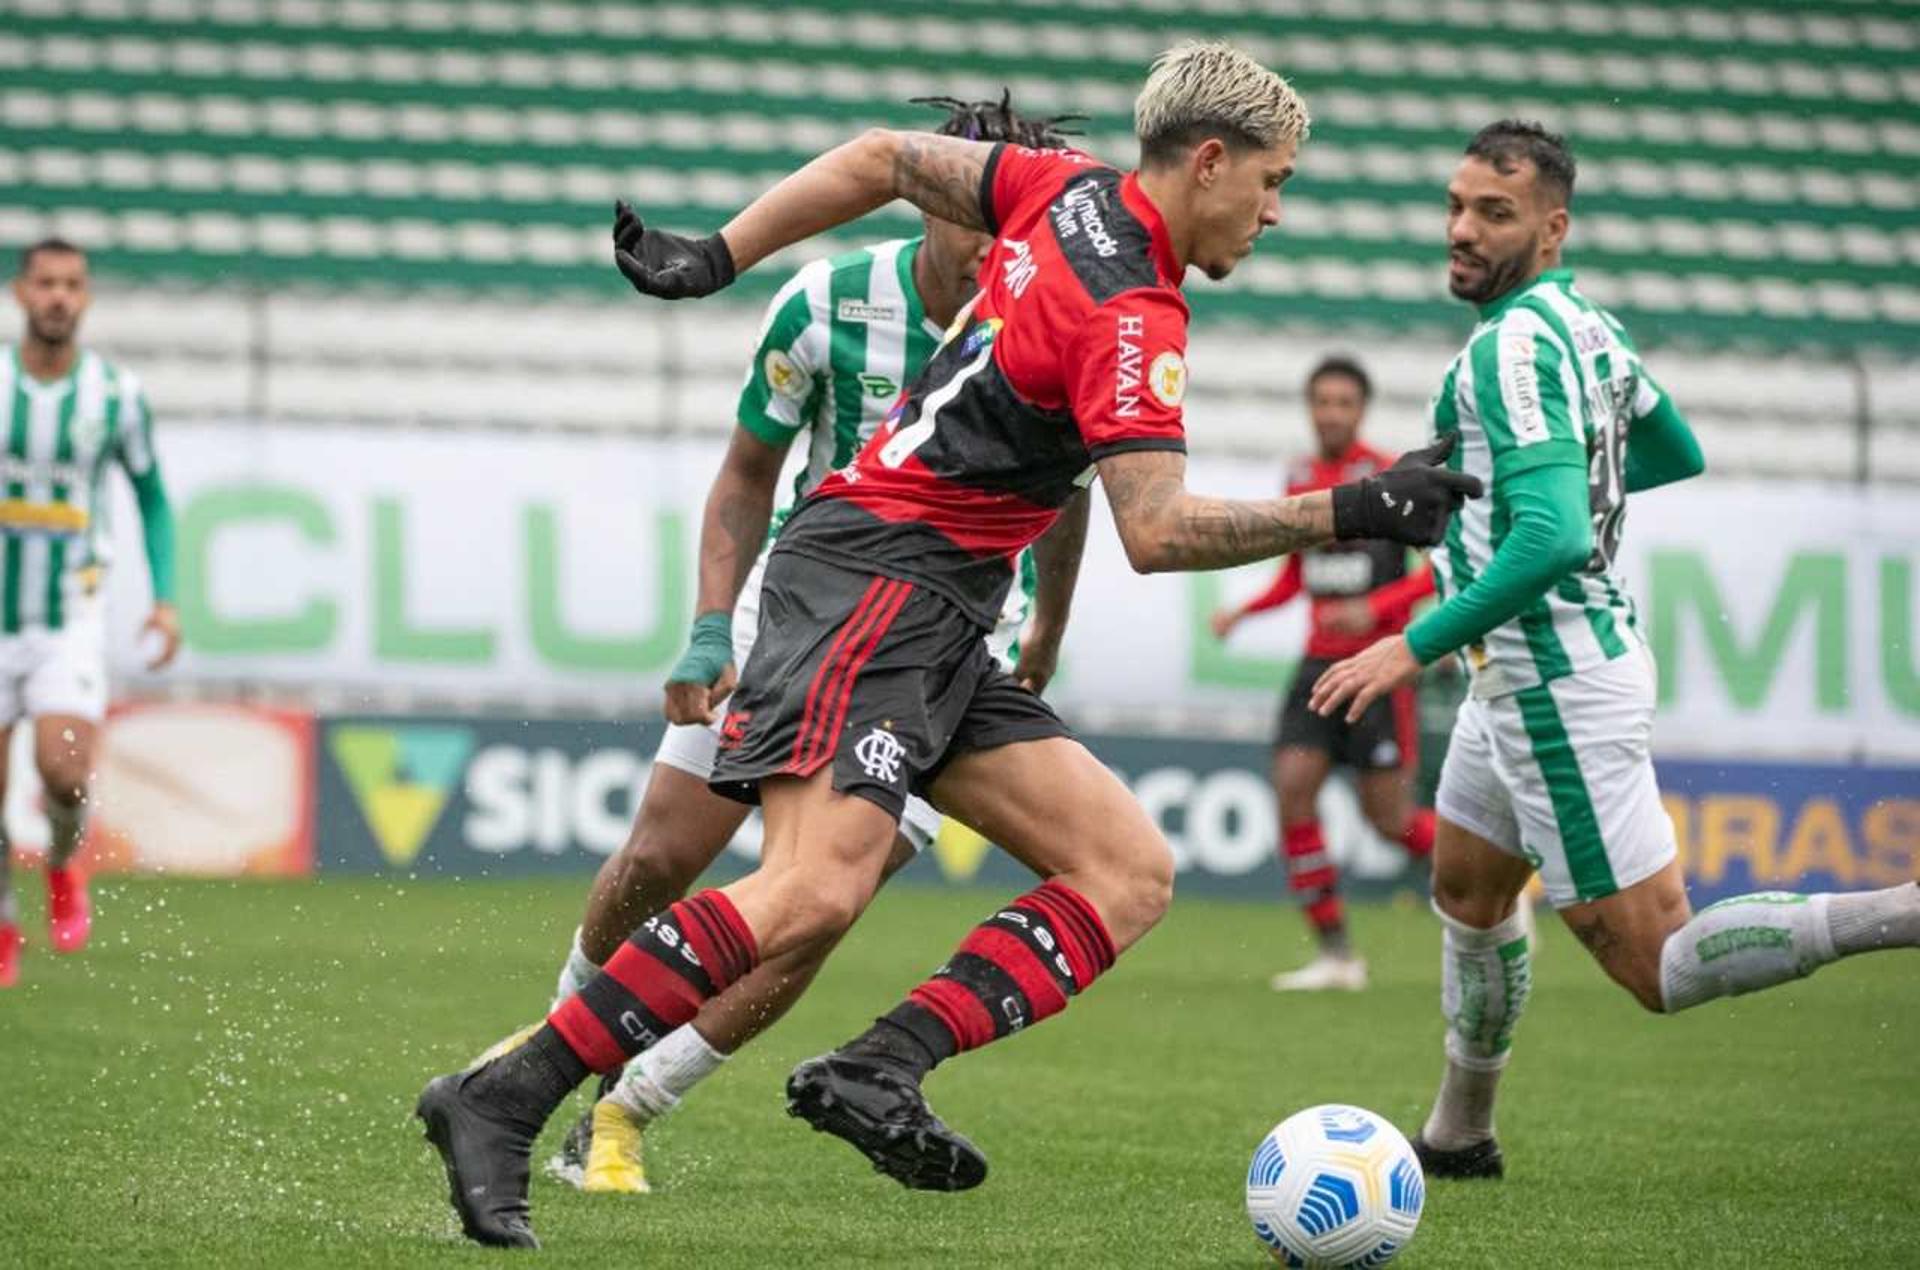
xmin=710 ymin=549 xmax=1072 ymax=818
xmin=1276 ymin=655 xmax=1418 ymax=771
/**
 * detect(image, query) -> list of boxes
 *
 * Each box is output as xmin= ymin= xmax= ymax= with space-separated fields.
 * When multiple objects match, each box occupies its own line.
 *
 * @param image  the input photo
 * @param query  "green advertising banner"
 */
xmin=95 ymin=426 xmax=1920 ymax=765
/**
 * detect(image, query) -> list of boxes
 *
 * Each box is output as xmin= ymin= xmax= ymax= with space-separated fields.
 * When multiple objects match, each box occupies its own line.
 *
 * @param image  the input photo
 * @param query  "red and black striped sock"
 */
xmin=467 ymin=890 xmax=759 ymax=1128
xmin=1284 ymin=821 xmax=1348 ymax=950
xmin=854 ymin=881 xmax=1116 ymax=1075
xmin=549 ymin=889 xmax=759 ymax=1073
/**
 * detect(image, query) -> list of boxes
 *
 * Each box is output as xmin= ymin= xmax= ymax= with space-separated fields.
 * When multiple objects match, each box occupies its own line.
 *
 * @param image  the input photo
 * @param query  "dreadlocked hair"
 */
xmin=910 ymin=89 xmax=1085 ymax=150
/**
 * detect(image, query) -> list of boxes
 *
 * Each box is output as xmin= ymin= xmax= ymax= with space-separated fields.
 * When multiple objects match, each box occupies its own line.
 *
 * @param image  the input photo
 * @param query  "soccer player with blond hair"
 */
xmin=417 ymin=44 xmax=1480 ymax=1248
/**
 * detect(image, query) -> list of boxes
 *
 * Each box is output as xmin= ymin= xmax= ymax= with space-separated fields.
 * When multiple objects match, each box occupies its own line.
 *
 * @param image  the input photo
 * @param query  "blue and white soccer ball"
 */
xmin=1245 ymin=1104 xmax=1425 ymax=1268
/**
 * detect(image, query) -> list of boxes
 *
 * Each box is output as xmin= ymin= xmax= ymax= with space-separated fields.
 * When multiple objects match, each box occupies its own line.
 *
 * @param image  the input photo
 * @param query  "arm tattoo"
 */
xmin=1101 ymin=453 xmax=1332 ymax=570
xmin=1168 ymin=494 xmax=1331 ymax=568
xmin=891 ymin=133 xmax=990 ymax=232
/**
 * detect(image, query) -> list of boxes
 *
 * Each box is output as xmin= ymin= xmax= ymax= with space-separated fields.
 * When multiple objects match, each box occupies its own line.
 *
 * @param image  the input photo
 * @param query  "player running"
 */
xmin=0 ymin=239 xmax=179 ymax=987
xmin=1211 ymin=355 xmax=1438 ymax=992
xmin=469 ymin=94 xmax=1083 ymax=1197
xmin=1309 ymin=121 xmax=1920 ymax=1180
xmin=417 ymin=43 xmax=1480 ymax=1248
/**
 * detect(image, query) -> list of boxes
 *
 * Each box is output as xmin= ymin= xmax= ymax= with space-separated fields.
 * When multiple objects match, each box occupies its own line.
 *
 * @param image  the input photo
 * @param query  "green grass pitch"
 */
xmin=2 ymin=875 xmax=1915 ymax=1267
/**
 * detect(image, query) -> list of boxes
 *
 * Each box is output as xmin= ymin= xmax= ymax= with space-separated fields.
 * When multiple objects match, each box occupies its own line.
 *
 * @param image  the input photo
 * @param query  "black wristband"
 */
xmin=1330 ymin=480 xmax=1368 ymax=540
xmin=700 ymin=233 xmax=737 ymax=289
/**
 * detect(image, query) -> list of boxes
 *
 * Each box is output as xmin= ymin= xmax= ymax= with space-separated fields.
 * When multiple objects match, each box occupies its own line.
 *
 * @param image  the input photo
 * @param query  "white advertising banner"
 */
xmin=94 ymin=424 xmax=1920 ymax=761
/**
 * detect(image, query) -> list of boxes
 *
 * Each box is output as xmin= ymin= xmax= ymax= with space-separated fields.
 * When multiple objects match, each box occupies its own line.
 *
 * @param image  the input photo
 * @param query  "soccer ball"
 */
xmin=1245 ymin=1104 xmax=1425 ymax=1268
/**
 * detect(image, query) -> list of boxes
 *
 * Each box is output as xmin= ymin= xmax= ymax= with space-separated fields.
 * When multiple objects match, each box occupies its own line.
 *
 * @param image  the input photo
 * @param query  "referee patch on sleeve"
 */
xmin=1498 ymin=328 xmax=1551 ymax=446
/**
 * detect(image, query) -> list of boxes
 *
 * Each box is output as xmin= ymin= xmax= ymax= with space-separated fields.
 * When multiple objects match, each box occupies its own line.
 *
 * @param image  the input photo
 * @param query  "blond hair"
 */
xmin=1134 ymin=42 xmax=1310 ymax=166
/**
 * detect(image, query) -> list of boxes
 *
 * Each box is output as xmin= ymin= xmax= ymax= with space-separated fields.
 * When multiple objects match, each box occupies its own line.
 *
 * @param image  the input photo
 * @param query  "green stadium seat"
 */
xmin=0 ymin=0 xmax=1913 ymax=466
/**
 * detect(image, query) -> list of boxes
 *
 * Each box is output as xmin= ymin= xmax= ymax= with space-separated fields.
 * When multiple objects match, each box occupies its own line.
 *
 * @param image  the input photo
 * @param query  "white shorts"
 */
xmin=0 ymin=593 xmax=108 ymax=728
xmin=1435 ymin=646 xmax=1675 ymax=909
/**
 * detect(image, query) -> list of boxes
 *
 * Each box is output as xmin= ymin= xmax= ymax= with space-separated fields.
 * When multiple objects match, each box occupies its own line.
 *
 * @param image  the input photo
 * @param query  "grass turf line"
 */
xmin=1 ymin=876 xmax=1915 ymax=1267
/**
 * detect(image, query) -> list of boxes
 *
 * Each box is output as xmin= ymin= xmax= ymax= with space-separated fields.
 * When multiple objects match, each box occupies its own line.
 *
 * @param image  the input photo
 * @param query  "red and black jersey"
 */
xmin=1238 ymin=442 xmax=1436 ymax=659
xmin=774 ymin=144 xmax=1191 ymax=628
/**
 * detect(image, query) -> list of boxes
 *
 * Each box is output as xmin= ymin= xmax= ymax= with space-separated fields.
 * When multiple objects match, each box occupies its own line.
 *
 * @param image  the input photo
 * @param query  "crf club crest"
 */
xmin=854 ymin=726 xmax=906 ymax=782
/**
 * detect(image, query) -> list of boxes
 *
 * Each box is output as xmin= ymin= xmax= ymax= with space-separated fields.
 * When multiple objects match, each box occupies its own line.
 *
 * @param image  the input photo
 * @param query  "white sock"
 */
xmin=1423 ymin=899 xmax=1532 ymax=1149
xmin=1660 ymin=884 xmax=1920 ymax=1013
xmin=551 ymin=928 xmax=601 ymax=1012
xmin=606 ymin=1025 xmax=727 ymax=1125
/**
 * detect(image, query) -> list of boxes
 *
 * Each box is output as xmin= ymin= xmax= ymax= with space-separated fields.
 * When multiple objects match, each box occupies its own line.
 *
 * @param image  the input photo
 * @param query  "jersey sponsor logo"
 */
xmin=1499 ymin=330 xmax=1551 ymax=445
xmin=1115 ymin=313 xmax=1145 ymax=417
xmin=1002 ymin=239 xmax=1038 ymax=298
xmin=1303 ymin=551 xmax=1374 ymax=595
xmin=854 ymin=726 xmax=906 ymax=783
xmin=1052 ymin=179 xmax=1120 ymax=258
xmin=1148 ymin=350 xmax=1187 ymax=408
xmin=0 ymin=498 xmax=89 ymax=535
xmin=763 ymin=349 xmax=812 ymax=402
xmin=0 ymin=457 xmax=89 ymax=490
xmin=836 ymin=298 xmax=902 ymax=324
xmin=856 ymin=373 xmax=898 ymax=400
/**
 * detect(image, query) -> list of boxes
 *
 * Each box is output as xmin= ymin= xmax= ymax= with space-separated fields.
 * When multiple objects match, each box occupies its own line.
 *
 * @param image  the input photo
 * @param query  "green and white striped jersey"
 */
xmin=737 ymin=237 xmax=946 ymax=533
xmin=735 ymin=237 xmax=1037 ymax=644
xmin=0 ymin=345 xmax=159 ymax=633
xmin=1429 ymin=268 xmax=1658 ymax=698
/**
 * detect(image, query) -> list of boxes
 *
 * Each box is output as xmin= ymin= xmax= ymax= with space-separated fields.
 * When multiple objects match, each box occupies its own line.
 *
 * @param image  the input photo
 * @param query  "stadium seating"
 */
xmin=2 ymin=0 xmax=1916 ymax=472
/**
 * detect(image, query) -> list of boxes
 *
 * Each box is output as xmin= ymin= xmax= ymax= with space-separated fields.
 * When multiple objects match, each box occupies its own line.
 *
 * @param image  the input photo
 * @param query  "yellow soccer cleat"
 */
xmin=580 ymin=1098 xmax=652 ymax=1194
xmin=466 ymin=1021 xmax=541 ymax=1071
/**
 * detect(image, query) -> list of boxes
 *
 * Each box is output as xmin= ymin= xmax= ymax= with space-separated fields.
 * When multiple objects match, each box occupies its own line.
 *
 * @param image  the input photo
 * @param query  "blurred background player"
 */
xmin=472 ymin=94 xmax=1085 ymax=1196
xmin=1310 ymin=120 xmax=1920 ymax=1180
xmin=1211 ymin=355 xmax=1437 ymax=992
xmin=0 ymin=239 xmax=179 ymax=987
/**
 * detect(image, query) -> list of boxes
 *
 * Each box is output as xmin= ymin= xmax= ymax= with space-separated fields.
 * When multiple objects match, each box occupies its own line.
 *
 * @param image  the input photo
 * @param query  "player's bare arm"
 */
xmin=1015 ymin=489 xmax=1091 ymax=694
xmin=1098 ymin=450 xmax=1332 ymax=572
xmin=615 ymin=131 xmax=993 ymax=298
xmin=698 ymin=430 xmax=787 ymax=615
xmin=1100 ymin=436 xmax=1478 ymax=575
xmin=662 ymin=429 xmax=788 ymax=726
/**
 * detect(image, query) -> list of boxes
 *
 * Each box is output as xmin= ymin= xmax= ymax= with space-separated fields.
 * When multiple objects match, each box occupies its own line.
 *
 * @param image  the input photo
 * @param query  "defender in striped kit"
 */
xmin=463 ymin=96 xmax=1083 ymax=1207
xmin=0 ymin=239 xmax=179 ymax=987
xmin=1311 ymin=121 xmax=1920 ymax=1184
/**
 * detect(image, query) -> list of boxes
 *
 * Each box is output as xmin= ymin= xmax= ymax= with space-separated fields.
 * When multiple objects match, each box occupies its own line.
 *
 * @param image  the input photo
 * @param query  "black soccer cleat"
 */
xmin=544 ymin=1073 xmax=616 ymax=1189
xmin=1411 ymin=1132 xmax=1505 ymax=1180
xmin=785 ymin=1053 xmax=988 ymax=1192
xmin=415 ymin=1071 xmax=541 ymax=1248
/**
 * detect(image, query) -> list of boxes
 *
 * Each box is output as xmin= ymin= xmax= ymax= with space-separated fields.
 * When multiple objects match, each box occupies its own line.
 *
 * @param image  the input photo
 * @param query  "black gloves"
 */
xmin=612 ymin=200 xmax=736 ymax=300
xmin=1330 ymin=432 xmax=1485 ymax=547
